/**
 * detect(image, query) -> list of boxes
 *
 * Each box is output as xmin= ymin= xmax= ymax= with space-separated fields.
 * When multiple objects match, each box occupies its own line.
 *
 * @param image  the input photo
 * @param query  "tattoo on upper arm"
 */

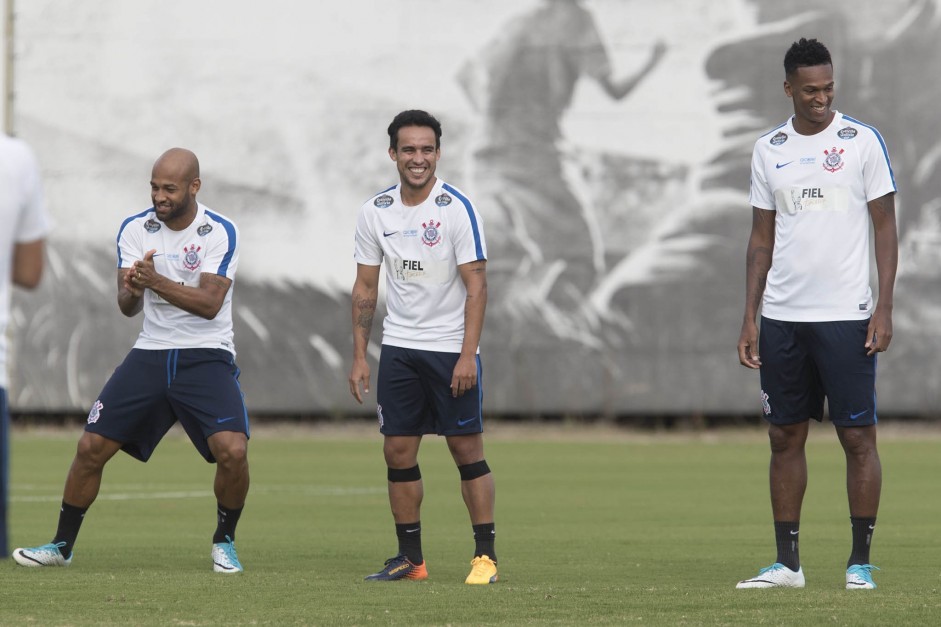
xmin=870 ymin=195 xmax=896 ymax=219
xmin=207 ymin=275 xmax=229 ymax=289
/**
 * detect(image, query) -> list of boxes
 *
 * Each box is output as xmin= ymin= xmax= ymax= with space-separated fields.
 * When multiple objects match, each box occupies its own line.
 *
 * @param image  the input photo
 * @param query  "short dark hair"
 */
xmin=388 ymin=110 xmax=442 ymax=151
xmin=784 ymin=38 xmax=832 ymax=77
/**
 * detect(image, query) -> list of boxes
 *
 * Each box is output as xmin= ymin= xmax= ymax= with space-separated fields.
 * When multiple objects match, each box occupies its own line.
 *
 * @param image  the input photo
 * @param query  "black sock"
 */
xmin=848 ymin=517 xmax=876 ymax=567
xmin=52 ymin=501 xmax=88 ymax=558
xmin=396 ymin=522 xmax=422 ymax=564
xmin=473 ymin=523 xmax=496 ymax=562
xmin=773 ymin=521 xmax=800 ymax=571
xmin=213 ymin=504 xmax=243 ymax=544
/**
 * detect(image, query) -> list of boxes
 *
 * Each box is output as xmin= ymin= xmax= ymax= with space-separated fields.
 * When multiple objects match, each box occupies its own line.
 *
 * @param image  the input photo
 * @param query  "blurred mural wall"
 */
xmin=6 ymin=0 xmax=941 ymax=415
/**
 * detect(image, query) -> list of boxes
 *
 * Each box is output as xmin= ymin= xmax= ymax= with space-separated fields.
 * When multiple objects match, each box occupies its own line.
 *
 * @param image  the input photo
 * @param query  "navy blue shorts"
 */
xmin=85 ymin=348 xmax=249 ymax=462
xmin=376 ymin=345 xmax=484 ymax=436
xmin=758 ymin=317 xmax=877 ymax=427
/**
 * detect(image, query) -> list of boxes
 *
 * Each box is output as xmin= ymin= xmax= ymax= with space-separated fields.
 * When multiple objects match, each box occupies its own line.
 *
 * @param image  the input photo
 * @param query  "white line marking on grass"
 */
xmin=11 ymin=485 xmax=385 ymax=503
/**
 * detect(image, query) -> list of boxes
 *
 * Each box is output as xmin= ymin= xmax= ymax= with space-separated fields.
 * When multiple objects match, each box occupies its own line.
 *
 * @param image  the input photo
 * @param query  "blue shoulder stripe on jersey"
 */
xmin=205 ymin=210 xmax=238 ymax=277
xmin=757 ymin=120 xmax=789 ymax=140
xmin=115 ymin=208 xmax=154 ymax=267
xmin=362 ymin=184 xmax=397 ymax=205
xmin=842 ymin=115 xmax=897 ymax=192
xmin=442 ymin=183 xmax=485 ymax=260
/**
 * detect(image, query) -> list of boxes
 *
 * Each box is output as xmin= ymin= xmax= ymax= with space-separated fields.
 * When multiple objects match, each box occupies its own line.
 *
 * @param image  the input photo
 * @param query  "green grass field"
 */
xmin=2 ymin=422 xmax=939 ymax=626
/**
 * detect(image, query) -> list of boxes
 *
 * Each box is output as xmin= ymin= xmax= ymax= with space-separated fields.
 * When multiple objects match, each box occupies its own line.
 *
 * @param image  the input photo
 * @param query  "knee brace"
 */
xmin=387 ymin=464 xmax=421 ymax=483
xmin=458 ymin=460 xmax=491 ymax=481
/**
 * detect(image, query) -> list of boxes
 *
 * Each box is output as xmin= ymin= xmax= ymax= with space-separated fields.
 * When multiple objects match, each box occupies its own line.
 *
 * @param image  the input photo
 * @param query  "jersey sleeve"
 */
xmin=451 ymin=198 xmax=487 ymax=266
xmin=116 ymin=219 xmax=143 ymax=269
xmin=353 ymin=205 xmax=383 ymax=266
xmin=748 ymin=143 xmax=776 ymax=210
xmin=861 ymin=128 xmax=897 ymax=201
xmin=203 ymin=220 xmax=239 ymax=279
xmin=13 ymin=142 xmax=53 ymax=242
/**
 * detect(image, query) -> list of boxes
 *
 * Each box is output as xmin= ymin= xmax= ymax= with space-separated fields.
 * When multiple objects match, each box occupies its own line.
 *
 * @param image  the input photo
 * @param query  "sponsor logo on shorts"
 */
xmin=144 ymin=219 xmax=162 ymax=233
xmin=374 ymin=194 xmax=394 ymax=208
xmin=435 ymin=193 xmax=452 ymax=207
xmin=197 ymin=224 xmax=213 ymax=236
xmin=377 ymin=404 xmax=384 ymax=429
xmin=88 ymin=400 xmax=104 ymax=424
xmin=849 ymin=410 xmax=868 ymax=421
xmin=760 ymin=390 xmax=771 ymax=416
xmin=457 ymin=416 xmax=478 ymax=427
xmin=770 ymin=132 xmax=788 ymax=146
xmin=182 ymin=244 xmax=202 ymax=271
xmin=216 ymin=416 xmax=235 ymax=424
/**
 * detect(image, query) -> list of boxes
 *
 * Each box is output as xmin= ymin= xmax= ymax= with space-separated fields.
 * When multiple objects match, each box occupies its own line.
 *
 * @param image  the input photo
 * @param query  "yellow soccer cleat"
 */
xmin=465 ymin=555 xmax=498 ymax=584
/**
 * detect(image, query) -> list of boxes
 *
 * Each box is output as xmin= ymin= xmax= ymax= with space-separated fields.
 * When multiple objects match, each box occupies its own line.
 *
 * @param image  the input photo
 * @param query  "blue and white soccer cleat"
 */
xmin=212 ymin=535 xmax=244 ymax=573
xmin=736 ymin=562 xmax=805 ymax=588
xmin=12 ymin=542 xmax=72 ymax=567
xmin=846 ymin=564 xmax=879 ymax=589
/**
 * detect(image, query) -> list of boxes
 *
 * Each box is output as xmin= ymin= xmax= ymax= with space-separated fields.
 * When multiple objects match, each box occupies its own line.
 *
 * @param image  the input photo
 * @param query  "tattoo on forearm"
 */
xmin=746 ymin=245 xmax=772 ymax=311
xmin=354 ymin=296 xmax=376 ymax=335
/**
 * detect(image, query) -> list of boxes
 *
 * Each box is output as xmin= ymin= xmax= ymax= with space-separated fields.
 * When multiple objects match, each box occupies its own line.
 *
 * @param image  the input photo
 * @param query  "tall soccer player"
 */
xmin=13 ymin=148 xmax=250 ymax=573
xmin=348 ymin=110 xmax=497 ymax=584
xmin=736 ymin=38 xmax=897 ymax=590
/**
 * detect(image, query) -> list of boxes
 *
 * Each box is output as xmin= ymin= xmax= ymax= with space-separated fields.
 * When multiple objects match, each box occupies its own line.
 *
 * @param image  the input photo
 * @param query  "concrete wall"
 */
xmin=7 ymin=0 xmax=941 ymax=415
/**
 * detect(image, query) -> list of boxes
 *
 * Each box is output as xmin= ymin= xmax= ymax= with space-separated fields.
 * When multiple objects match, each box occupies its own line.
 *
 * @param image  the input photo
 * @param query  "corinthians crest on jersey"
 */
xmin=422 ymin=219 xmax=442 ymax=247
xmin=823 ymin=146 xmax=845 ymax=173
xmin=182 ymin=243 xmax=202 ymax=270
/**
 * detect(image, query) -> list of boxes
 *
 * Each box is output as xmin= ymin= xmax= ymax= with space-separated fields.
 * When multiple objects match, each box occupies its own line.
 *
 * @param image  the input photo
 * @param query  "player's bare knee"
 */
xmin=446 ymin=433 xmax=484 ymax=463
xmin=214 ymin=442 xmax=248 ymax=470
xmin=74 ymin=432 xmax=118 ymax=468
xmin=768 ymin=424 xmax=805 ymax=455
xmin=382 ymin=439 xmax=419 ymax=468
xmin=837 ymin=426 xmax=877 ymax=458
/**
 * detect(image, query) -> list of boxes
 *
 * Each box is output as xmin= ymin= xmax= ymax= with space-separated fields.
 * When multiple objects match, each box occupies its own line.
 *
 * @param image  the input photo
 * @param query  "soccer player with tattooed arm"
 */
xmin=349 ymin=110 xmax=498 ymax=585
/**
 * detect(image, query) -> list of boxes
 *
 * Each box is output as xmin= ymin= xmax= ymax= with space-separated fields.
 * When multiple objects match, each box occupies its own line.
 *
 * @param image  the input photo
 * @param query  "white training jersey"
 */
xmin=116 ymin=202 xmax=240 ymax=355
xmin=750 ymin=111 xmax=896 ymax=322
xmin=0 ymin=135 xmax=54 ymax=389
xmin=354 ymin=178 xmax=487 ymax=352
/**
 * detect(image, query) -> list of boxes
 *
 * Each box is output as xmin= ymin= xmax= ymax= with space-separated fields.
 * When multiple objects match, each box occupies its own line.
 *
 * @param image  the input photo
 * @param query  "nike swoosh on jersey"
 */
xmin=383 ymin=231 xmax=398 ymax=237
xmin=776 ymin=161 xmax=794 ymax=169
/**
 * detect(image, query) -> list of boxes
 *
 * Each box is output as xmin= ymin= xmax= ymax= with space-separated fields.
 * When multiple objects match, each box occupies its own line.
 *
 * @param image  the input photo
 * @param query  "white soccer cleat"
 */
xmin=212 ymin=536 xmax=244 ymax=573
xmin=736 ymin=563 xmax=805 ymax=588
xmin=12 ymin=542 xmax=73 ymax=567
xmin=846 ymin=564 xmax=879 ymax=589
